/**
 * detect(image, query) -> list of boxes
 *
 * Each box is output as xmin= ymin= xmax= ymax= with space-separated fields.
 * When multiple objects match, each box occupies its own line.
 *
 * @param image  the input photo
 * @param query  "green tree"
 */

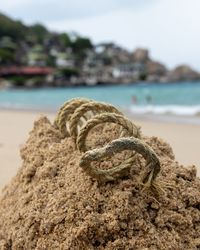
xmin=59 ymin=33 xmax=71 ymax=48
xmin=29 ymin=23 xmax=48 ymax=43
xmin=72 ymin=37 xmax=93 ymax=53
xmin=0 ymin=13 xmax=27 ymax=40
xmin=59 ymin=68 xmax=79 ymax=79
xmin=71 ymin=37 xmax=93 ymax=64
xmin=0 ymin=48 xmax=15 ymax=64
xmin=0 ymin=36 xmax=16 ymax=50
xmin=46 ymin=55 xmax=56 ymax=67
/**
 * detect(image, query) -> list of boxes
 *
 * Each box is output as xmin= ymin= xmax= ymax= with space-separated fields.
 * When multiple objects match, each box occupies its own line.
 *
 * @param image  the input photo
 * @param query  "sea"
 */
xmin=1 ymin=82 xmax=200 ymax=124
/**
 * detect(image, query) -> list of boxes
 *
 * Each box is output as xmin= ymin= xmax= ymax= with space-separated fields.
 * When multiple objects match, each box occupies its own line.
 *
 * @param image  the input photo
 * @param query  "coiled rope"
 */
xmin=69 ymin=101 xmax=123 ymax=141
xmin=80 ymin=137 xmax=160 ymax=186
xmin=77 ymin=112 xmax=140 ymax=152
xmin=54 ymin=98 xmax=92 ymax=137
xmin=54 ymin=98 xmax=161 ymax=193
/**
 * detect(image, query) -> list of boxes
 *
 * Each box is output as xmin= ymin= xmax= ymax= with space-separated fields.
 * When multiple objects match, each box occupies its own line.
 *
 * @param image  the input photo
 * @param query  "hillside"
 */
xmin=0 ymin=12 xmax=200 ymax=87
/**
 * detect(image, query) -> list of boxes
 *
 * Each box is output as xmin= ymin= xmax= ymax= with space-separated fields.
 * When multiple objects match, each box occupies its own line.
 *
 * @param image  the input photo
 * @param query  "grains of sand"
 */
xmin=0 ymin=114 xmax=200 ymax=250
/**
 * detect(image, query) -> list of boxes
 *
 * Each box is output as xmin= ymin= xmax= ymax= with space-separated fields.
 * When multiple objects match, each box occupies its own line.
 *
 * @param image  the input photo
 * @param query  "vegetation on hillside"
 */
xmin=0 ymin=12 xmax=93 ymax=67
xmin=0 ymin=12 xmax=200 ymax=87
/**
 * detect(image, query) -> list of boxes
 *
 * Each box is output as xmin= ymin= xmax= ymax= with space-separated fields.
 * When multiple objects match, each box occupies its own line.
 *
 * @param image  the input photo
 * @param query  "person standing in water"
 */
xmin=146 ymin=95 xmax=152 ymax=104
xmin=131 ymin=95 xmax=138 ymax=104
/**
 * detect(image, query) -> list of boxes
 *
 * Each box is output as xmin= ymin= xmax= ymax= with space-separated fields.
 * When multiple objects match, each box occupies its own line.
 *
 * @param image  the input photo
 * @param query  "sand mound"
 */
xmin=0 ymin=100 xmax=200 ymax=250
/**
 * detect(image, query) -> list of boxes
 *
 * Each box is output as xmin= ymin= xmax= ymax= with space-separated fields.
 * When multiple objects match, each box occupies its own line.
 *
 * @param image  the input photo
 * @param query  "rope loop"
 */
xmin=54 ymin=98 xmax=161 ymax=193
xmin=54 ymin=98 xmax=92 ymax=137
xmin=77 ymin=112 xmax=140 ymax=152
xmin=79 ymin=137 xmax=160 ymax=188
xmin=69 ymin=101 xmax=123 ymax=140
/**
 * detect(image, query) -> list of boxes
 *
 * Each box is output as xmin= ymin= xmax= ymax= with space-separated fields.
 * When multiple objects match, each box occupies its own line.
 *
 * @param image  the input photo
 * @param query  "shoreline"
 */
xmin=0 ymin=109 xmax=200 ymax=191
xmin=1 ymin=106 xmax=200 ymax=126
xmin=125 ymin=109 xmax=200 ymax=126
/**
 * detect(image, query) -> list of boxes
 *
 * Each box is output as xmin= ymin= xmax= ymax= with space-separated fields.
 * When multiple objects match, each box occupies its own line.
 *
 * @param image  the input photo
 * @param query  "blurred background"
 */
xmin=0 ymin=0 xmax=200 ymax=119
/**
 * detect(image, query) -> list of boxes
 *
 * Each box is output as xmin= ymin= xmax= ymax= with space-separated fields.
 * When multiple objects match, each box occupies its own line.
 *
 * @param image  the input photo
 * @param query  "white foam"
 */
xmin=130 ymin=105 xmax=200 ymax=116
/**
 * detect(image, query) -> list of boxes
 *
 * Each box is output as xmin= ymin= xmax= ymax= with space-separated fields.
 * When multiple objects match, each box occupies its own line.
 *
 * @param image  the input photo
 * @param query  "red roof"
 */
xmin=0 ymin=66 xmax=54 ymax=76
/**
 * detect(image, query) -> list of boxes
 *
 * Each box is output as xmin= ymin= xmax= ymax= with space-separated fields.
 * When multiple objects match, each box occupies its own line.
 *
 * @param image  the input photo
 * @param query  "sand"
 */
xmin=0 ymin=109 xmax=199 ymax=190
xmin=0 ymin=108 xmax=200 ymax=249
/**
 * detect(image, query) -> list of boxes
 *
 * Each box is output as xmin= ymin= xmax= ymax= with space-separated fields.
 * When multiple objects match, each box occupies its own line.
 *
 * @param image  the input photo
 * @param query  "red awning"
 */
xmin=0 ymin=66 xmax=54 ymax=76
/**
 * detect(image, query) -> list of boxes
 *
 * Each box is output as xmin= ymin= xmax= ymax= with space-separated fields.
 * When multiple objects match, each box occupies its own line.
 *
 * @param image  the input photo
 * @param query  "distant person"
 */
xmin=146 ymin=95 xmax=152 ymax=104
xmin=131 ymin=95 xmax=138 ymax=104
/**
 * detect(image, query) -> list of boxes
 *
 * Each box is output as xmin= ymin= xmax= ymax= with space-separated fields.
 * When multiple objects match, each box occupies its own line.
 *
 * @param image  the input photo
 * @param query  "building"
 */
xmin=112 ymin=63 xmax=145 ymax=80
xmin=27 ymin=45 xmax=47 ymax=66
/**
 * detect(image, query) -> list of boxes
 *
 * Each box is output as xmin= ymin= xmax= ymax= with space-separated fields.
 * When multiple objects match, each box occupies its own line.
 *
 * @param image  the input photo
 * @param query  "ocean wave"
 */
xmin=0 ymin=102 xmax=27 ymax=109
xmin=130 ymin=105 xmax=200 ymax=116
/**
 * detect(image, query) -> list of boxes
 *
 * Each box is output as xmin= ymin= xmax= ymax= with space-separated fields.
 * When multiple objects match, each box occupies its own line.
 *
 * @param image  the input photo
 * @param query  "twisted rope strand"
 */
xmin=69 ymin=102 xmax=123 ymax=140
xmin=55 ymin=98 xmax=92 ymax=137
xmin=79 ymin=137 xmax=160 ymax=188
xmin=54 ymin=98 xmax=80 ymax=127
xmin=77 ymin=112 xmax=140 ymax=152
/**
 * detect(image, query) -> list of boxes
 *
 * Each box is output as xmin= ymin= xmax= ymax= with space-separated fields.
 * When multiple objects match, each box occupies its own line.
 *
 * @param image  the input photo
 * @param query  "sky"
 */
xmin=1 ymin=0 xmax=200 ymax=70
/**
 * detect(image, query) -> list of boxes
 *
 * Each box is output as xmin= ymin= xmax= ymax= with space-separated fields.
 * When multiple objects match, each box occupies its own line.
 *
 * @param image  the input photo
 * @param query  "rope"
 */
xmin=54 ymin=98 xmax=75 ymax=127
xmin=69 ymin=101 xmax=123 ymax=140
xmin=54 ymin=98 xmax=161 ymax=194
xmin=79 ymin=137 xmax=161 ymax=192
xmin=77 ymin=112 xmax=140 ymax=152
xmin=54 ymin=98 xmax=92 ymax=137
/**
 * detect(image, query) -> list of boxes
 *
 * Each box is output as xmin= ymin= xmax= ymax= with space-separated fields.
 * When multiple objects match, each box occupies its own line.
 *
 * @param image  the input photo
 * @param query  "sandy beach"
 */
xmin=0 ymin=109 xmax=200 ymax=190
